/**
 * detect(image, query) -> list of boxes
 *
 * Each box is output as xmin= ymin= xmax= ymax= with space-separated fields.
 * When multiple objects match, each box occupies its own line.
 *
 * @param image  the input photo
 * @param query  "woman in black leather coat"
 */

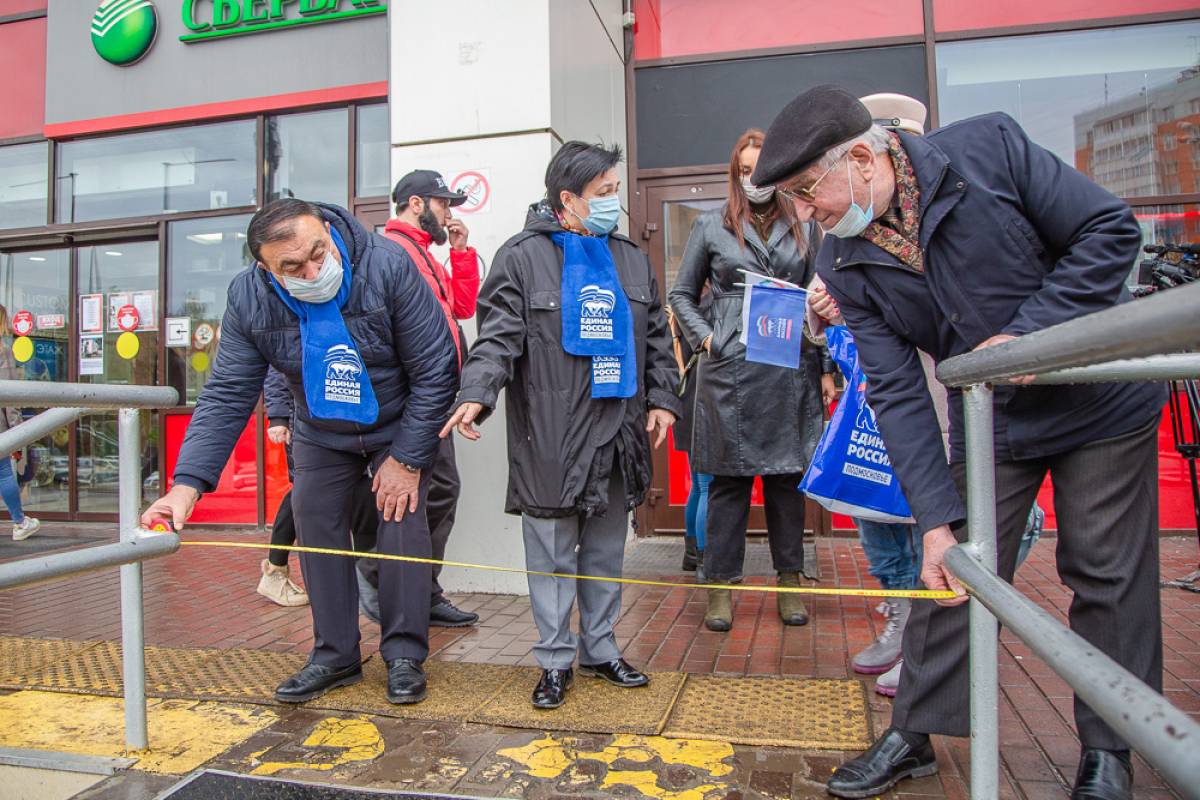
xmin=668 ymin=129 xmax=834 ymax=632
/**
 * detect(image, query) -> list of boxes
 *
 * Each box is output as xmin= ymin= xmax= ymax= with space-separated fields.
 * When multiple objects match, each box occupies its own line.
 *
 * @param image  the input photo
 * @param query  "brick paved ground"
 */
xmin=0 ymin=527 xmax=1196 ymax=799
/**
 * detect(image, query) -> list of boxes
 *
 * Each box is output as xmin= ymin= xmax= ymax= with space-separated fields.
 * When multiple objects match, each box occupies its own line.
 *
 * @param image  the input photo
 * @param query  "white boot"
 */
xmin=256 ymin=559 xmax=309 ymax=607
xmin=851 ymin=598 xmax=910 ymax=674
xmin=12 ymin=517 xmax=40 ymax=541
xmin=875 ymin=660 xmax=902 ymax=697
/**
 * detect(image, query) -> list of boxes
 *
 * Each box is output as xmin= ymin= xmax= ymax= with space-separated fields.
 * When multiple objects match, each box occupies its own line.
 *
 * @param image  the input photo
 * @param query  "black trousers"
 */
xmin=357 ymin=436 xmax=460 ymax=602
xmin=892 ymin=419 xmax=1163 ymax=750
xmin=292 ymin=439 xmax=433 ymax=667
xmin=268 ymin=480 xmax=378 ymax=568
xmin=703 ymin=472 xmax=806 ymax=583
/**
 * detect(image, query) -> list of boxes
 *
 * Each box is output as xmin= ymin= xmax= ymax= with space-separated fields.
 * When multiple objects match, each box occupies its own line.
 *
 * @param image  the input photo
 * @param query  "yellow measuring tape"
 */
xmin=179 ymin=540 xmax=956 ymax=600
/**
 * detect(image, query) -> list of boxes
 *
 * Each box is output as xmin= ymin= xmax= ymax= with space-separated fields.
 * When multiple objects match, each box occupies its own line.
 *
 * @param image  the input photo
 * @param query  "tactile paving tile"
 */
xmin=0 ymin=637 xmax=103 ymax=686
xmin=662 ymin=675 xmax=872 ymax=749
xmin=308 ymin=658 xmax=515 ymax=721
xmin=468 ymin=667 xmax=687 ymax=736
xmin=12 ymin=639 xmax=125 ymax=696
xmin=150 ymin=647 xmax=305 ymax=702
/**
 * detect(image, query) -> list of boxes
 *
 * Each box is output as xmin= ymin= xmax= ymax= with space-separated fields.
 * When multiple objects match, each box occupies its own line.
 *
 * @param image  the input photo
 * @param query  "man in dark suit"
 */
xmin=753 ymin=86 xmax=1166 ymax=800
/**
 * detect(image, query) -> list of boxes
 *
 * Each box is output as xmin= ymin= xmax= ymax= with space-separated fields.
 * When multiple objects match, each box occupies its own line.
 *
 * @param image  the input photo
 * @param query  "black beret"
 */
xmin=751 ymin=85 xmax=873 ymax=186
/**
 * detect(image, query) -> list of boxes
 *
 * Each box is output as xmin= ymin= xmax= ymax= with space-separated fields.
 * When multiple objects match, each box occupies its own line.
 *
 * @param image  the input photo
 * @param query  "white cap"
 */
xmin=859 ymin=93 xmax=927 ymax=136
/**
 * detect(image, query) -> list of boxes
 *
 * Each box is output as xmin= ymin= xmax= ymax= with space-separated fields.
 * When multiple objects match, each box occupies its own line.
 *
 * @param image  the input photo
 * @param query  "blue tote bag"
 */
xmin=799 ymin=325 xmax=914 ymax=523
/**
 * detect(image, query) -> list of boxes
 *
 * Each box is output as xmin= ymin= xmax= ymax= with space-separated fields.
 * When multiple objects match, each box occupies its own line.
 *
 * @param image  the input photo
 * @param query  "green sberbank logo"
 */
xmin=91 ymin=0 xmax=158 ymax=65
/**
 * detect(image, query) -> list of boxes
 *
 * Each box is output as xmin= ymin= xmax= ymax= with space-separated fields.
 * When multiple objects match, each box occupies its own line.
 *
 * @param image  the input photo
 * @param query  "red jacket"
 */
xmin=383 ymin=219 xmax=480 ymax=365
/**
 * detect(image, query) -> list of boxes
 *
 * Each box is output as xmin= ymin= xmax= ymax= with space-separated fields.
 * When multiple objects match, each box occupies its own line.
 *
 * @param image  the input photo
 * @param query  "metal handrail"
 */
xmin=929 ymin=287 xmax=1200 ymax=799
xmin=936 ymin=282 xmax=1200 ymax=387
xmin=0 ymin=382 xmax=180 ymax=750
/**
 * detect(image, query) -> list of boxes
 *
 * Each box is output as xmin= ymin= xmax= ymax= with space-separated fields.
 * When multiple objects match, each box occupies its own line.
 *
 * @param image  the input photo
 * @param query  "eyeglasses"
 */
xmin=778 ymin=152 xmax=846 ymax=203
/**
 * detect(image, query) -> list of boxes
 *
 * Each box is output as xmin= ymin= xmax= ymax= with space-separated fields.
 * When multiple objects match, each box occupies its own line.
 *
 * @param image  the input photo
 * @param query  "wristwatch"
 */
xmin=398 ymin=461 xmax=420 ymax=474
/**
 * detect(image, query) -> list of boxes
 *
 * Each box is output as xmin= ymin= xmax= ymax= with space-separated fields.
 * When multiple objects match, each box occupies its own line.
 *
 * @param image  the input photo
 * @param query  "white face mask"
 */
xmin=823 ymin=160 xmax=875 ymax=239
xmin=282 ymin=249 xmax=343 ymax=304
xmin=741 ymin=178 xmax=776 ymax=204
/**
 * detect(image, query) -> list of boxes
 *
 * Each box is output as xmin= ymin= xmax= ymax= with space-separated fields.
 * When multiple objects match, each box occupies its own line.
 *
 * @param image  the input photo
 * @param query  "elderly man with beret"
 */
xmin=754 ymin=85 xmax=1165 ymax=800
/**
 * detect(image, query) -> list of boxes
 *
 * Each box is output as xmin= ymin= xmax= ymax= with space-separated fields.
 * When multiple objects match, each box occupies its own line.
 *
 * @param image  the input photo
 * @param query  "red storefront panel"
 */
xmin=0 ymin=0 xmax=47 ymax=15
xmin=164 ymin=413 xmax=288 ymax=525
xmin=633 ymin=0 xmax=923 ymax=61
xmin=0 ymin=17 xmax=46 ymax=139
xmin=933 ymin=0 xmax=1198 ymax=33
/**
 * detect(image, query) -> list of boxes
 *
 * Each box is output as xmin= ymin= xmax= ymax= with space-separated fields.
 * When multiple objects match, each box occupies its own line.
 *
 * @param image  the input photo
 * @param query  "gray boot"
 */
xmin=851 ymin=598 xmax=910 ymax=675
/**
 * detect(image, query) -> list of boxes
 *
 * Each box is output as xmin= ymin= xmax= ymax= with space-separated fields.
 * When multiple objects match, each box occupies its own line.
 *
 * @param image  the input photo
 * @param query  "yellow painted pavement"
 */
xmin=250 ymin=716 xmax=384 ymax=776
xmin=0 ymin=690 xmax=278 ymax=774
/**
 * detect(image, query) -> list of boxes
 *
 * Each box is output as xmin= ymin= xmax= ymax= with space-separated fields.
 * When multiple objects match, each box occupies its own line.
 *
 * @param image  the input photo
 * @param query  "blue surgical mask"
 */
xmin=282 ymin=249 xmax=343 ymax=304
xmin=578 ymin=194 xmax=621 ymax=235
xmin=824 ymin=160 xmax=875 ymax=239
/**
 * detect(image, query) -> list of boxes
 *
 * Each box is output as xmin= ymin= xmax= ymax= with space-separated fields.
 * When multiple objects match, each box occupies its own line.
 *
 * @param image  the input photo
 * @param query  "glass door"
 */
xmin=0 ymin=248 xmax=72 ymax=518
xmin=74 ymin=241 xmax=161 ymax=516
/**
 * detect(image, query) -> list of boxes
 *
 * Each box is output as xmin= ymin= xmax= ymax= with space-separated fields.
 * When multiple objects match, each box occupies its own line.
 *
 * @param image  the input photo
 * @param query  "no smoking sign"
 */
xmin=449 ymin=170 xmax=491 ymax=215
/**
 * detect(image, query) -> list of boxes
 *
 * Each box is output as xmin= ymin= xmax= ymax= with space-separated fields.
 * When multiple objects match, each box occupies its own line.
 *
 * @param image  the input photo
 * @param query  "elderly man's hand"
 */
xmin=821 ymin=373 xmax=839 ymax=407
xmin=808 ymin=285 xmax=844 ymax=325
xmin=646 ymin=409 xmax=675 ymax=448
xmin=921 ymin=525 xmax=969 ymax=607
xmin=441 ymin=402 xmax=484 ymax=440
xmin=140 ymin=484 xmax=199 ymax=531
xmin=267 ymin=425 xmax=291 ymax=445
xmin=972 ymin=334 xmax=1035 ymax=384
xmin=372 ymin=456 xmax=420 ymax=522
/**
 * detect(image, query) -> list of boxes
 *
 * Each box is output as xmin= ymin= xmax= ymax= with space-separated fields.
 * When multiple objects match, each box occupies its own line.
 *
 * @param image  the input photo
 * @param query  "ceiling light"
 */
xmin=105 ymin=251 xmax=123 ymax=257
xmin=28 ymin=256 xmax=46 ymax=262
xmin=186 ymin=233 xmax=224 ymax=245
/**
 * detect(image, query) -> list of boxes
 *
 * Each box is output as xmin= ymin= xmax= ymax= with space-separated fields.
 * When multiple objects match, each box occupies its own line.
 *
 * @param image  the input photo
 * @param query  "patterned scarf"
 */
xmin=860 ymin=132 xmax=923 ymax=272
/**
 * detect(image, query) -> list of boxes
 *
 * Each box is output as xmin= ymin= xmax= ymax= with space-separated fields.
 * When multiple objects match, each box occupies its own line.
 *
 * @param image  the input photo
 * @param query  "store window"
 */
xmin=936 ymin=21 xmax=1200 ymax=199
xmin=355 ymin=103 xmax=390 ymax=199
xmin=55 ymin=121 xmax=256 ymax=224
xmin=1129 ymin=203 xmax=1200 ymax=283
xmin=76 ymin=242 xmax=160 ymax=513
xmin=266 ymin=109 xmax=349 ymax=206
xmin=0 ymin=142 xmax=48 ymax=230
xmin=165 ymin=214 xmax=253 ymax=405
xmin=0 ymin=248 xmax=69 ymax=513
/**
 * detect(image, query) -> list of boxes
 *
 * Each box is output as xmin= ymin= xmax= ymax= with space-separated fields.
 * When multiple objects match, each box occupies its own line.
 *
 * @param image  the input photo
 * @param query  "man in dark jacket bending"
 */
xmin=142 ymin=199 xmax=459 ymax=706
xmin=753 ymin=86 xmax=1165 ymax=800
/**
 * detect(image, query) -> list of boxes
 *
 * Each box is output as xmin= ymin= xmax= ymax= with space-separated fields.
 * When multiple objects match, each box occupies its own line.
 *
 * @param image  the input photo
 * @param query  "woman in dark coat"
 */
xmin=669 ymin=128 xmax=834 ymax=632
xmin=443 ymin=142 xmax=681 ymax=710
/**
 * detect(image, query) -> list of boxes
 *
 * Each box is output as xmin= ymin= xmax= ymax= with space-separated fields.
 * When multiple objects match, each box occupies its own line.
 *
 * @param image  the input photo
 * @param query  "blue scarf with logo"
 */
xmin=269 ymin=226 xmax=379 ymax=424
xmin=551 ymin=231 xmax=636 ymax=399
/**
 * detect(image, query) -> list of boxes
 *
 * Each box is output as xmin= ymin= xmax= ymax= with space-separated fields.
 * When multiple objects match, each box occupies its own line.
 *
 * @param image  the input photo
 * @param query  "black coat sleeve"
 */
xmin=264 ymin=367 xmax=293 ymax=427
xmin=386 ymin=251 xmax=460 ymax=469
xmin=642 ymin=258 xmax=684 ymax=417
xmin=668 ymin=216 xmax=715 ymax=350
xmin=454 ymin=243 xmax=528 ymax=424
xmin=995 ymin=115 xmax=1142 ymax=336
xmin=173 ymin=290 xmax=269 ymax=493
xmin=826 ymin=277 xmax=965 ymax=533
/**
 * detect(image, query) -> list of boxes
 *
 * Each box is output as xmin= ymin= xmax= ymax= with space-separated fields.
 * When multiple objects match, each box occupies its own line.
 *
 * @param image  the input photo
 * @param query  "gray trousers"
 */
xmin=292 ymin=439 xmax=433 ymax=668
xmin=522 ymin=471 xmax=628 ymax=670
xmin=892 ymin=418 xmax=1163 ymax=750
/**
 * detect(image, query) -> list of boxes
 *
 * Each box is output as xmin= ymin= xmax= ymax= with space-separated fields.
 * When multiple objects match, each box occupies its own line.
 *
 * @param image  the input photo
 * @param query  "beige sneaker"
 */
xmin=12 ymin=517 xmax=40 ymax=541
xmin=256 ymin=559 xmax=309 ymax=607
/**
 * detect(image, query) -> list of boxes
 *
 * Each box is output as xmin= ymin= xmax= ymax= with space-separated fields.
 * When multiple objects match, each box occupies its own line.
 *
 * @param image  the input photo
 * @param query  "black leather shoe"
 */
xmin=827 ymin=728 xmax=938 ymax=798
xmin=682 ymin=538 xmax=699 ymax=571
xmin=1071 ymin=748 xmax=1132 ymax=800
xmin=275 ymin=660 xmax=362 ymax=703
xmin=386 ymin=657 xmax=427 ymax=704
xmin=579 ymin=658 xmax=650 ymax=688
xmin=430 ymin=598 xmax=479 ymax=627
xmin=532 ymin=668 xmax=573 ymax=709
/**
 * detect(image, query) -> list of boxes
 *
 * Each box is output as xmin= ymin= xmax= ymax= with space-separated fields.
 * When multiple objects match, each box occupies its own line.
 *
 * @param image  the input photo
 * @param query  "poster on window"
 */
xmin=132 ymin=290 xmax=158 ymax=331
xmin=107 ymin=293 xmax=130 ymax=333
xmin=79 ymin=294 xmax=103 ymax=334
xmin=79 ymin=335 xmax=104 ymax=376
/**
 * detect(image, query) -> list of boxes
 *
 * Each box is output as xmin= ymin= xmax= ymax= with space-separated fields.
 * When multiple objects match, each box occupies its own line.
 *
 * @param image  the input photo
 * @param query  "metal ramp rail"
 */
xmin=0 ymin=381 xmax=180 ymax=750
xmin=935 ymin=282 xmax=1200 ymax=799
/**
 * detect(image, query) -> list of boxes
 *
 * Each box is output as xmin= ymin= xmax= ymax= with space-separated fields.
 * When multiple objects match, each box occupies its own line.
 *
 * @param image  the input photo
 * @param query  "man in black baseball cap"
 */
xmin=758 ymin=86 xmax=1164 ymax=800
xmin=363 ymin=168 xmax=483 ymax=630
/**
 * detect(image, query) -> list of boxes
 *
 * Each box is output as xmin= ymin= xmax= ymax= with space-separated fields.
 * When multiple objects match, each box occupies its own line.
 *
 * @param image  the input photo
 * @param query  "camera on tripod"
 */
xmin=1133 ymin=242 xmax=1200 ymax=297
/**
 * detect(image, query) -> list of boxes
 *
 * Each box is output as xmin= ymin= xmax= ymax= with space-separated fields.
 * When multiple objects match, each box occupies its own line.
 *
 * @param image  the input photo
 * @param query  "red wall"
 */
xmin=932 ymin=0 xmax=1198 ymax=32
xmin=0 ymin=16 xmax=46 ymax=139
xmin=633 ymin=0 xmax=923 ymax=60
